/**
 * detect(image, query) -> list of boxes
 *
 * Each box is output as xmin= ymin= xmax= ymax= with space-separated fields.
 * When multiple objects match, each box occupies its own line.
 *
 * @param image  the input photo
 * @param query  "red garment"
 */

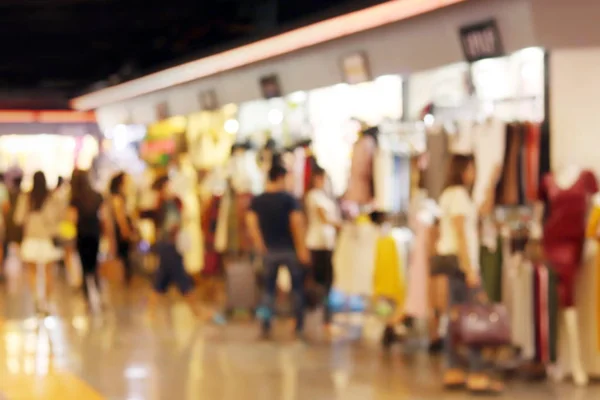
xmin=539 ymin=170 xmax=598 ymax=306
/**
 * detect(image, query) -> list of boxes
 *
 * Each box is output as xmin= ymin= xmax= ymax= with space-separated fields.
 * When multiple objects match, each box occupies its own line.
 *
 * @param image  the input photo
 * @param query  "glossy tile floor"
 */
xmin=0 ymin=272 xmax=599 ymax=399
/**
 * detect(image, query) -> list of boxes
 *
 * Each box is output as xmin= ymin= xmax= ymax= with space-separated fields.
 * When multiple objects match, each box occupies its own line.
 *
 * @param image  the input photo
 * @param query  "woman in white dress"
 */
xmin=15 ymin=171 xmax=62 ymax=312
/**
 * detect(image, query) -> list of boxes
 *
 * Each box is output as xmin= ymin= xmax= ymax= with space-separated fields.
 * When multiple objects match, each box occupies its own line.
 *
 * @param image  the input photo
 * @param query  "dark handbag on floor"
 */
xmin=451 ymin=300 xmax=511 ymax=347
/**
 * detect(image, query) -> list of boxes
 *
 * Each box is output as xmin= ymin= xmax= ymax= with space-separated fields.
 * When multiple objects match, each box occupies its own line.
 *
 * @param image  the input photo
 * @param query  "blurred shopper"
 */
xmin=109 ymin=172 xmax=134 ymax=285
xmin=5 ymin=175 xmax=23 ymax=248
xmin=434 ymin=155 xmax=502 ymax=394
xmin=305 ymin=166 xmax=339 ymax=335
xmin=147 ymin=175 xmax=223 ymax=323
xmin=247 ymin=164 xmax=310 ymax=339
xmin=14 ymin=171 xmax=62 ymax=312
xmin=69 ymin=170 xmax=107 ymax=308
xmin=0 ymin=173 xmax=7 ymax=279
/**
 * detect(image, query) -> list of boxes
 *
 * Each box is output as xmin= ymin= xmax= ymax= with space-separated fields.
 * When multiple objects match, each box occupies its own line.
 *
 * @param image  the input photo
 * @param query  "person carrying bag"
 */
xmin=433 ymin=155 xmax=506 ymax=395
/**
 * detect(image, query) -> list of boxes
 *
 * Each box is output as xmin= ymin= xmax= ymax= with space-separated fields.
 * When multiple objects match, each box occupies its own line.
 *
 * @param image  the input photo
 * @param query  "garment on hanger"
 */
xmin=373 ymin=233 xmax=406 ymax=308
xmin=585 ymin=204 xmax=600 ymax=351
xmin=422 ymin=127 xmax=450 ymax=200
xmin=333 ymin=220 xmax=378 ymax=296
xmin=512 ymin=260 xmax=536 ymax=360
xmin=373 ymin=146 xmax=394 ymax=212
xmin=539 ymin=170 xmax=598 ymax=307
xmin=345 ymin=134 xmax=376 ymax=205
xmin=496 ymin=123 xmax=525 ymax=206
xmin=480 ymin=236 xmax=503 ymax=303
xmin=524 ymin=122 xmax=542 ymax=203
xmin=533 ymin=263 xmax=559 ymax=364
xmin=473 ymin=118 xmax=506 ymax=207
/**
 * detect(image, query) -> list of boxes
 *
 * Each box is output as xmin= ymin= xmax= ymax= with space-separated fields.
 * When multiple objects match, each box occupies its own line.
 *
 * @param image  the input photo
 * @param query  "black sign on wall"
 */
xmin=199 ymin=90 xmax=218 ymax=111
xmin=155 ymin=102 xmax=170 ymax=120
xmin=459 ymin=19 xmax=504 ymax=62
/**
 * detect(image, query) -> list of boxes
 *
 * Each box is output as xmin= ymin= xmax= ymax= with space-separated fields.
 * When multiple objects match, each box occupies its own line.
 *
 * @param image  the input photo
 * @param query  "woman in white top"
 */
xmin=14 ymin=171 xmax=63 ymax=313
xmin=305 ymin=166 xmax=339 ymax=332
xmin=435 ymin=154 xmax=500 ymax=394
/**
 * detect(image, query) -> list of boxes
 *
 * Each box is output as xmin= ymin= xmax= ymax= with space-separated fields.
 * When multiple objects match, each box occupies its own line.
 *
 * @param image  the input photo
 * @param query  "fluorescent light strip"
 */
xmin=71 ymin=0 xmax=466 ymax=110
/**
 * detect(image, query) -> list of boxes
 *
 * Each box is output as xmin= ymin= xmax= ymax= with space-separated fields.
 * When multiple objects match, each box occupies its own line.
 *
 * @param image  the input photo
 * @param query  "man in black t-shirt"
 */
xmin=247 ymin=164 xmax=310 ymax=338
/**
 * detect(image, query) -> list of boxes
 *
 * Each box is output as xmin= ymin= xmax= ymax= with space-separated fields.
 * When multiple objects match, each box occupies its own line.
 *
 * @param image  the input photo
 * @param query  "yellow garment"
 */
xmin=373 ymin=234 xmax=406 ymax=308
xmin=586 ymin=204 xmax=600 ymax=351
xmin=59 ymin=221 xmax=76 ymax=240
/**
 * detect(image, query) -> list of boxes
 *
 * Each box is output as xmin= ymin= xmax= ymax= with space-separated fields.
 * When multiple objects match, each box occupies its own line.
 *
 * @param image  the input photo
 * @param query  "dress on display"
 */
xmin=373 ymin=233 xmax=406 ymax=307
xmin=538 ymin=170 xmax=598 ymax=307
xmin=333 ymin=220 xmax=378 ymax=296
xmin=345 ymin=134 xmax=376 ymax=205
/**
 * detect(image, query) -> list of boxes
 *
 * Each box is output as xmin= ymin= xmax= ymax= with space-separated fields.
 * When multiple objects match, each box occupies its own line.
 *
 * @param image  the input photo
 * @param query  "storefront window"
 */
xmin=308 ymin=76 xmax=403 ymax=196
xmin=187 ymin=104 xmax=238 ymax=170
xmin=237 ymin=94 xmax=310 ymax=148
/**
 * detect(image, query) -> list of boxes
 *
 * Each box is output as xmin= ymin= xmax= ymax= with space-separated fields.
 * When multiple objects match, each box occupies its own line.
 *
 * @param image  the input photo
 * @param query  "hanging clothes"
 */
xmin=511 ymin=260 xmax=536 ymax=360
xmin=423 ymin=127 xmax=450 ymax=200
xmin=524 ymin=122 xmax=542 ymax=203
xmin=533 ymin=263 xmax=559 ymax=364
xmin=585 ymin=203 xmax=600 ymax=351
xmin=404 ymin=208 xmax=432 ymax=319
xmin=496 ymin=123 xmax=524 ymax=206
xmin=345 ymin=134 xmax=376 ymax=205
xmin=373 ymin=146 xmax=394 ymax=212
xmin=480 ymin=236 xmax=503 ymax=303
xmin=333 ymin=220 xmax=378 ymax=296
xmin=373 ymin=233 xmax=406 ymax=308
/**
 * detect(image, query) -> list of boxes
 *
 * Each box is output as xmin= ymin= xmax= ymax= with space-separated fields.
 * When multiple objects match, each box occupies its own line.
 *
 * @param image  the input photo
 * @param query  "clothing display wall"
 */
xmin=186 ymin=108 xmax=237 ymax=170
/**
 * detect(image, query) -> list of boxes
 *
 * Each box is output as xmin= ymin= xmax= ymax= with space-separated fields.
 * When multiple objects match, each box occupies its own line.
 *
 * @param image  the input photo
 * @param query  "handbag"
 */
xmin=450 ymin=296 xmax=511 ymax=347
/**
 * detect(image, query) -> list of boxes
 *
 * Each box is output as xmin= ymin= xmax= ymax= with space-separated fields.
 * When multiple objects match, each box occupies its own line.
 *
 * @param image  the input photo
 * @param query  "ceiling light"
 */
xmin=268 ymin=109 xmax=284 ymax=125
xmin=224 ymin=119 xmax=239 ymax=134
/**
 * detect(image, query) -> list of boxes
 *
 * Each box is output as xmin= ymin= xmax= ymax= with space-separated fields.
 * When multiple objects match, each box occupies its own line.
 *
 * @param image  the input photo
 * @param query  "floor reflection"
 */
xmin=2 ymin=275 xmax=600 ymax=399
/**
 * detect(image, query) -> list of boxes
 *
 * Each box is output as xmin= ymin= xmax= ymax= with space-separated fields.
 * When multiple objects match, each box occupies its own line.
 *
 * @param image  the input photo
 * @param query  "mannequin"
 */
xmin=534 ymin=164 xmax=599 ymax=386
xmin=344 ymin=127 xmax=378 ymax=209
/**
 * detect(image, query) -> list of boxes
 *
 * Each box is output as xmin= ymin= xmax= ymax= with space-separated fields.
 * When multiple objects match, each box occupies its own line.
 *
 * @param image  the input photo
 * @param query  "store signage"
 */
xmin=199 ymin=89 xmax=218 ymax=111
xmin=260 ymin=74 xmax=282 ymax=99
xmin=341 ymin=52 xmax=371 ymax=84
xmin=459 ymin=19 xmax=504 ymax=62
xmin=155 ymin=102 xmax=170 ymax=121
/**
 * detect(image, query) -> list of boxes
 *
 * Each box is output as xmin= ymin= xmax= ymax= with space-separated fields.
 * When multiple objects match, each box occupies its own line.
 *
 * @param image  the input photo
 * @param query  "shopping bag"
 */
xmin=67 ymin=252 xmax=83 ymax=289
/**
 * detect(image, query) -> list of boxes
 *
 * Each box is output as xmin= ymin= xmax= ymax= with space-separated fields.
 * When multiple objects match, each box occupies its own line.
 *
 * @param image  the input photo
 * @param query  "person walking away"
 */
xmin=68 ymin=170 xmax=107 ymax=309
xmin=14 ymin=171 xmax=62 ymax=313
xmin=109 ymin=172 xmax=134 ymax=286
xmin=147 ymin=176 xmax=224 ymax=323
xmin=246 ymin=164 xmax=310 ymax=340
xmin=435 ymin=155 xmax=502 ymax=394
xmin=305 ymin=166 xmax=340 ymax=337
